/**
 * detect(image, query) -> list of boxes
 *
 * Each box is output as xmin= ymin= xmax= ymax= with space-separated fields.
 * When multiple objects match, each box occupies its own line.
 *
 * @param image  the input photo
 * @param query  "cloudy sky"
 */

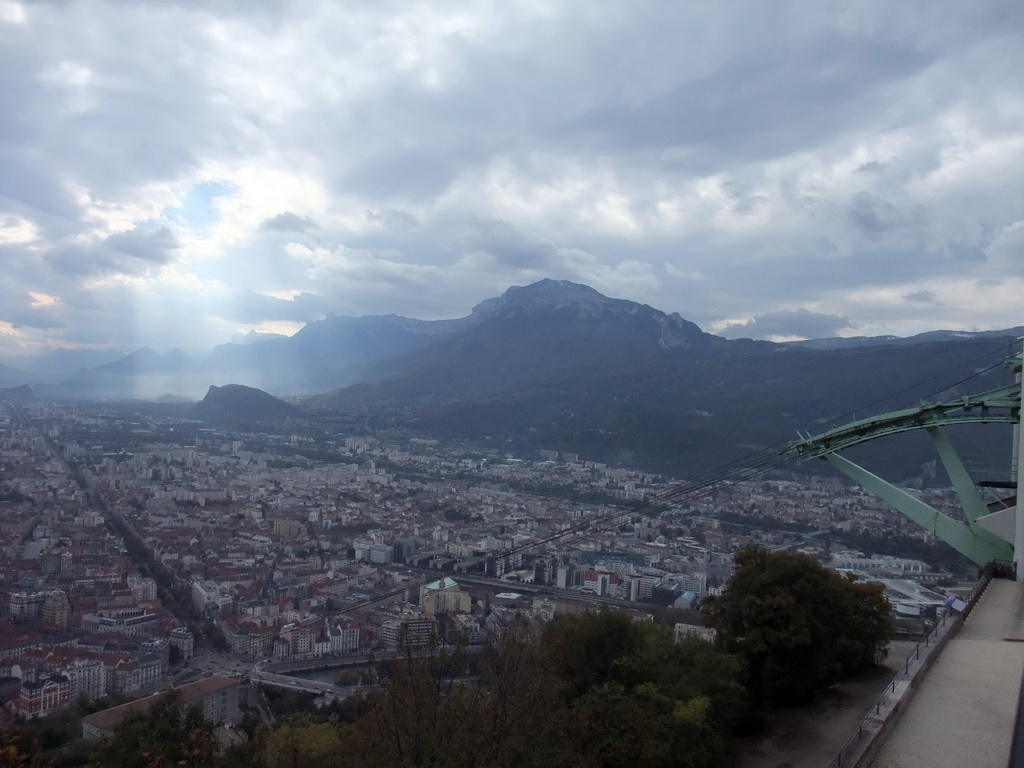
xmin=1 ymin=0 xmax=1022 ymax=358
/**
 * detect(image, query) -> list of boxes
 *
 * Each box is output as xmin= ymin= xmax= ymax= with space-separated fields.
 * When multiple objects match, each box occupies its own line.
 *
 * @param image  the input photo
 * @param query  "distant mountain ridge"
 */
xmin=3 ymin=280 xmax=1018 ymax=402
xmin=307 ymin=281 xmax=1021 ymax=480
xmin=200 ymin=312 xmax=469 ymax=396
xmin=0 ymin=280 xmax=1020 ymax=482
xmin=786 ymin=326 xmax=1024 ymax=350
xmin=0 ymin=363 xmax=27 ymax=390
xmin=471 ymin=279 xmax=614 ymax=317
xmin=2 ymin=348 xmax=125 ymax=387
xmin=471 ymin=279 xmax=712 ymax=352
xmin=55 ymin=347 xmax=197 ymax=400
xmin=30 ymin=313 xmax=470 ymax=400
xmin=317 ymin=279 xmax=722 ymax=406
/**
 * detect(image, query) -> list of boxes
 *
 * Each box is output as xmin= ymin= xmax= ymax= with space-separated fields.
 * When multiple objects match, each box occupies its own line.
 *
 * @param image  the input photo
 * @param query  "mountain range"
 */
xmin=2 ymin=279 xmax=1020 ymax=481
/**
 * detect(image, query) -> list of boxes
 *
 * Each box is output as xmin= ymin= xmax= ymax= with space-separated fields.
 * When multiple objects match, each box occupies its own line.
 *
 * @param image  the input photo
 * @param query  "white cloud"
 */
xmin=984 ymin=221 xmax=1024 ymax=276
xmin=0 ymin=0 xmax=25 ymax=26
xmin=27 ymin=291 xmax=57 ymax=308
xmin=0 ymin=0 xmax=1022 ymax=357
xmin=0 ymin=213 xmax=38 ymax=244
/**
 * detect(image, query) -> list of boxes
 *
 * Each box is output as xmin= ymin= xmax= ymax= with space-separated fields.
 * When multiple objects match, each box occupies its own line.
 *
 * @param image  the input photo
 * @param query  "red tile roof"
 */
xmin=82 ymin=675 xmax=240 ymax=733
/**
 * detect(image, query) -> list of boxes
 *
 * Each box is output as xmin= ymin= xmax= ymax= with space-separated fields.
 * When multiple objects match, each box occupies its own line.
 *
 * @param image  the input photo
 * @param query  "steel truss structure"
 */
xmin=787 ymin=349 xmax=1023 ymax=574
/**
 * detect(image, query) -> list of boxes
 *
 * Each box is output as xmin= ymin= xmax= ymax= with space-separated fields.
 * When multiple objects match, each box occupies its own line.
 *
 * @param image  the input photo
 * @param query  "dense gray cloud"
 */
xmin=846 ymin=193 xmax=903 ymax=237
xmin=365 ymin=209 xmax=419 ymax=231
xmin=216 ymin=290 xmax=329 ymax=325
xmin=719 ymin=310 xmax=857 ymax=341
xmin=904 ymin=290 xmax=939 ymax=304
xmin=0 ymin=0 xmax=1022 ymax=357
xmin=43 ymin=227 xmax=180 ymax=276
xmin=105 ymin=228 xmax=180 ymax=263
xmin=259 ymin=212 xmax=319 ymax=233
xmin=465 ymin=218 xmax=569 ymax=270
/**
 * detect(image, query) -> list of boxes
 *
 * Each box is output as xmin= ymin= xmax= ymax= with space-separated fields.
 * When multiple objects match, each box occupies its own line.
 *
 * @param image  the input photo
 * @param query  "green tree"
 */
xmin=706 ymin=547 xmax=892 ymax=707
xmin=541 ymin=612 xmax=746 ymax=768
xmin=343 ymin=644 xmax=479 ymax=768
xmin=344 ymin=627 xmax=561 ymax=768
xmin=0 ymin=724 xmax=38 ymax=768
xmin=293 ymin=612 xmax=748 ymax=768
xmin=834 ymin=578 xmax=894 ymax=675
xmin=88 ymin=690 xmax=221 ymax=768
xmin=541 ymin=610 xmax=647 ymax=697
xmin=558 ymin=680 xmax=740 ymax=768
xmin=260 ymin=715 xmax=345 ymax=768
xmin=470 ymin=625 xmax=562 ymax=767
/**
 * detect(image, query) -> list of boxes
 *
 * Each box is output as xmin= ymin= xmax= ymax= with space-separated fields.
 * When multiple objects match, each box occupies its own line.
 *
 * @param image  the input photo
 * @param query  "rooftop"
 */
xmin=82 ymin=675 xmax=240 ymax=734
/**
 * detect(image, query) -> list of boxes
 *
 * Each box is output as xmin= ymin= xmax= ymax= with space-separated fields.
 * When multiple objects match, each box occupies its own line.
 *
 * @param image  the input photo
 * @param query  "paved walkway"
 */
xmin=871 ymin=579 xmax=1024 ymax=768
xmin=735 ymin=642 xmax=917 ymax=768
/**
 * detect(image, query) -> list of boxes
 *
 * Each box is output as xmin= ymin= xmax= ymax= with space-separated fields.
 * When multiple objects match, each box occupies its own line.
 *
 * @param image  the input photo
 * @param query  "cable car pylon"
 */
xmin=786 ymin=341 xmax=1023 ymax=576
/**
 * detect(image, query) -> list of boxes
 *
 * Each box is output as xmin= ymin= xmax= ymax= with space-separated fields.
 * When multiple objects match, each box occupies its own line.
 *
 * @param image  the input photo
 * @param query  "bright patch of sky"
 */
xmin=165 ymin=181 xmax=234 ymax=231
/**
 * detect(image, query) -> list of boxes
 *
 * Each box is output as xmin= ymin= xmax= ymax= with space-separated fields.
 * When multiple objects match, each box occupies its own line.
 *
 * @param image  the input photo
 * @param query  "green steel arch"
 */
xmin=786 ymin=366 xmax=1022 ymax=570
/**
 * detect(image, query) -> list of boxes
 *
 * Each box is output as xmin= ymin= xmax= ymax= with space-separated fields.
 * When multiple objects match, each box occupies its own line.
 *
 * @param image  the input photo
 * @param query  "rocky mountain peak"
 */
xmin=470 ymin=279 xmax=613 ymax=317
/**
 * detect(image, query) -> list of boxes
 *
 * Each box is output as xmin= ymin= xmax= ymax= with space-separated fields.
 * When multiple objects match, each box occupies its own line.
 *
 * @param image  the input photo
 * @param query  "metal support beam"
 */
xmin=786 ymin=344 xmax=1022 ymax=570
xmin=789 ymin=382 xmax=1020 ymax=462
xmin=824 ymin=452 xmax=1013 ymax=566
xmin=929 ymin=426 xmax=992 ymax=527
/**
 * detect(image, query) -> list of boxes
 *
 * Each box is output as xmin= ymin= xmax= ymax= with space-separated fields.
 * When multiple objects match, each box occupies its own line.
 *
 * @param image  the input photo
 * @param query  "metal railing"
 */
xmin=824 ymin=565 xmax=995 ymax=768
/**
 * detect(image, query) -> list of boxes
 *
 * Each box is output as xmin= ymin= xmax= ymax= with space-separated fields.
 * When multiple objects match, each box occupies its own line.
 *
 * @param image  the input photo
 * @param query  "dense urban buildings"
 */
xmin=0 ymin=399 xmax=966 ymax=727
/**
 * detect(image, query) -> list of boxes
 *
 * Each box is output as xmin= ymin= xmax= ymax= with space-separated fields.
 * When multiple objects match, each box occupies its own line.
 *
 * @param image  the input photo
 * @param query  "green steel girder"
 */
xmin=788 ymin=382 xmax=1020 ymax=462
xmin=823 ymin=453 xmax=1013 ymax=565
xmin=785 ymin=379 xmax=1021 ymax=567
xmin=929 ymin=426 xmax=990 ymax=525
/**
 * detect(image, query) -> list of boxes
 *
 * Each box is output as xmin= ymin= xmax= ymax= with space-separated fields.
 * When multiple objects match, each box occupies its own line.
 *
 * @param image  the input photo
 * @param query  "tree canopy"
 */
xmin=334 ymin=615 xmax=748 ymax=768
xmin=88 ymin=690 xmax=221 ymax=768
xmin=706 ymin=547 xmax=893 ymax=706
xmin=541 ymin=613 xmax=748 ymax=768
